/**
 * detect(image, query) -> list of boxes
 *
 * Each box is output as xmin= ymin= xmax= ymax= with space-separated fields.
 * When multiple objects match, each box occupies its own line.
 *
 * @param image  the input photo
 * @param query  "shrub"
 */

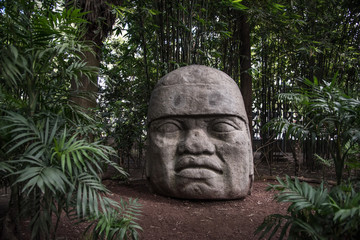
xmin=0 ymin=1 xmax=142 ymax=239
xmin=266 ymin=76 xmax=360 ymax=184
xmin=255 ymin=176 xmax=360 ymax=240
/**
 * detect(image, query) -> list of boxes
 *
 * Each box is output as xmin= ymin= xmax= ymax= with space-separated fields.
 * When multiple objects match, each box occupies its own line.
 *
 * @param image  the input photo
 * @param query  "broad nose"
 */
xmin=177 ymin=129 xmax=215 ymax=155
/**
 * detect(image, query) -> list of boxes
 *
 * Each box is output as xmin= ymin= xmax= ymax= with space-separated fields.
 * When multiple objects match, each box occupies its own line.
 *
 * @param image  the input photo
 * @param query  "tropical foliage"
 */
xmin=2 ymin=112 xmax=128 ymax=239
xmin=96 ymin=0 xmax=360 ymax=171
xmin=1 ymin=0 xmax=360 ymax=239
xmin=86 ymin=198 xmax=142 ymax=240
xmin=255 ymin=176 xmax=360 ymax=240
xmin=266 ymin=76 xmax=360 ymax=184
xmin=0 ymin=0 xmax=141 ymax=239
xmin=251 ymin=1 xmax=360 ymax=238
xmin=250 ymin=0 xmax=360 ymax=170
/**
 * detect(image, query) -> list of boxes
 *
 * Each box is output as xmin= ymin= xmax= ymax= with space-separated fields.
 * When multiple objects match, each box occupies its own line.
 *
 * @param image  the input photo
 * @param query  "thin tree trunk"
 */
xmin=68 ymin=0 xmax=119 ymax=110
xmin=139 ymin=14 xmax=151 ymax=99
xmin=240 ymin=14 xmax=253 ymax=139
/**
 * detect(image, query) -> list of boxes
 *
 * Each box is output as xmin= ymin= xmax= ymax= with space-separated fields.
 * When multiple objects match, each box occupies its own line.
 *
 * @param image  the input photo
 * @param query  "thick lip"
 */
xmin=174 ymin=156 xmax=223 ymax=175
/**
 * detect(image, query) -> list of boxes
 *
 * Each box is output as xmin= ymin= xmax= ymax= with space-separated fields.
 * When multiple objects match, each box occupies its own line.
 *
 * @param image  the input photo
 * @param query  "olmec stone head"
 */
xmin=146 ymin=65 xmax=253 ymax=199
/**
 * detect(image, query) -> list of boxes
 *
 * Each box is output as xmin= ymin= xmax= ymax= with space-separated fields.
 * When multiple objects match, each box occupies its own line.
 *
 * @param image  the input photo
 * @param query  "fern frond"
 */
xmin=75 ymin=172 xmax=108 ymax=218
xmin=86 ymin=198 xmax=142 ymax=240
xmin=272 ymin=176 xmax=328 ymax=211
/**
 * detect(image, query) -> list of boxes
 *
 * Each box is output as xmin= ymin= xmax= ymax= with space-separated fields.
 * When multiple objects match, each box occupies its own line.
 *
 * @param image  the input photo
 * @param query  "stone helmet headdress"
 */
xmin=147 ymin=65 xmax=248 ymax=124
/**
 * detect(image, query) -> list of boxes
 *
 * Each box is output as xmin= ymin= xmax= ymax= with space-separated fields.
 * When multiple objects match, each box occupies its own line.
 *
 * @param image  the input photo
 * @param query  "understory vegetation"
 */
xmin=0 ymin=1 xmax=141 ymax=239
xmin=1 ymin=0 xmax=360 ymax=239
xmin=256 ymin=176 xmax=360 ymax=240
xmin=256 ymin=79 xmax=360 ymax=239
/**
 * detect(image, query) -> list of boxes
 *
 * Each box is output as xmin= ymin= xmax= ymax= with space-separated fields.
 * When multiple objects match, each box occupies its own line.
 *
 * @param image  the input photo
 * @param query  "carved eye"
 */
xmin=156 ymin=121 xmax=182 ymax=133
xmin=211 ymin=121 xmax=238 ymax=133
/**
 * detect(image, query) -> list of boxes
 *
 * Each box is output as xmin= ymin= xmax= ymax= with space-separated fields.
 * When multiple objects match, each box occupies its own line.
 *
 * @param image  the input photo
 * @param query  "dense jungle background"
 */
xmin=1 ymin=0 xmax=360 ymax=239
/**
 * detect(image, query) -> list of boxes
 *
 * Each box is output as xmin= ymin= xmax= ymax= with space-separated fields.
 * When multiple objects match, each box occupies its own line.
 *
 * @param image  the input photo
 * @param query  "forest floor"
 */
xmin=1 ymin=152 xmax=338 ymax=240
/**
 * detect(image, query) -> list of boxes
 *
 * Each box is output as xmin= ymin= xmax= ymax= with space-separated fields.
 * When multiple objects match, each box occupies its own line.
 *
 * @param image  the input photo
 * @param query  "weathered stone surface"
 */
xmin=146 ymin=65 xmax=253 ymax=199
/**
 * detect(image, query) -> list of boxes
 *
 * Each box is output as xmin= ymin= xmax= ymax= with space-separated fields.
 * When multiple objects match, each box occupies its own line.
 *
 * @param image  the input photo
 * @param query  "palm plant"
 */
xmin=255 ymin=176 xmax=360 ymax=240
xmin=86 ymin=198 xmax=142 ymax=240
xmin=266 ymin=76 xmax=360 ymax=184
xmin=0 ymin=1 xmax=141 ymax=239
xmin=2 ymin=111 xmax=139 ymax=239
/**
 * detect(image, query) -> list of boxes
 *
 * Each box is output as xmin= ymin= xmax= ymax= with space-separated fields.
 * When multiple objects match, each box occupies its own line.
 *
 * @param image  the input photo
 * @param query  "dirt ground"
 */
xmin=47 ymin=179 xmax=286 ymax=240
xmin=1 ymin=155 xmax=333 ymax=240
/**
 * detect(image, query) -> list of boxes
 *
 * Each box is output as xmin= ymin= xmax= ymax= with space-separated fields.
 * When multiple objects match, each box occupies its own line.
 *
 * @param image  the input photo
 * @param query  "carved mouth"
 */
xmin=175 ymin=156 xmax=223 ymax=179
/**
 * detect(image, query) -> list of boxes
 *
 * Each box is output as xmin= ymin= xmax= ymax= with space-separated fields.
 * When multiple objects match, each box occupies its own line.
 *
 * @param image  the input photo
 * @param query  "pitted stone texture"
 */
xmin=146 ymin=65 xmax=253 ymax=199
xmin=148 ymin=65 xmax=248 ymax=123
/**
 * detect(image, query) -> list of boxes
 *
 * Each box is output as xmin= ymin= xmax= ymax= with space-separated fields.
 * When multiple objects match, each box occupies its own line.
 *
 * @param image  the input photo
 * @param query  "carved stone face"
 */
xmin=146 ymin=65 xmax=253 ymax=199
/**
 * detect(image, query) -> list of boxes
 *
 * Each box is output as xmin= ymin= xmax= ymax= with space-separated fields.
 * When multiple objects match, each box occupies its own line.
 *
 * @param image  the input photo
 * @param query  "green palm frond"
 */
xmin=52 ymin=129 xmax=127 ymax=178
xmin=86 ymin=198 xmax=143 ymax=240
xmin=256 ymin=177 xmax=360 ymax=239
xmin=0 ymin=1 xmax=141 ymax=238
xmin=278 ymin=92 xmax=308 ymax=105
xmin=265 ymin=117 xmax=310 ymax=140
xmin=333 ymin=206 xmax=360 ymax=222
xmin=328 ymin=186 xmax=360 ymax=236
xmin=1 ymin=110 xmax=132 ymax=238
xmin=30 ymin=208 xmax=52 ymax=240
xmin=119 ymin=198 xmax=142 ymax=221
xmin=257 ymin=176 xmax=329 ymax=240
xmin=2 ymin=111 xmax=59 ymax=155
xmin=0 ymin=45 xmax=28 ymax=88
xmin=0 ymin=4 xmax=97 ymax=117
xmin=267 ymin=76 xmax=360 ymax=184
xmin=270 ymin=176 xmax=328 ymax=211
xmin=314 ymin=154 xmax=332 ymax=167
xmin=53 ymin=129 xmax=88 ymax=175
xmin=291 ymin=218 xmax=326 ymax=240
xmin=0 ymin=161 xmax=14 ymax=173
xmin=75 ymin=172 xmax=108 ymax=218
xmin=90 ymin=143 xmax=129 ymax=178
xmin=14 ymin=165 xmax=70 ymax=195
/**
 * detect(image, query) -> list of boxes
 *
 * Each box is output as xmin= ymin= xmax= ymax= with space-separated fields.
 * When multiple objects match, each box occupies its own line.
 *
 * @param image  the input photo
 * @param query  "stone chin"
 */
xmin=147 ymin=171 xmax=252 ymax=200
